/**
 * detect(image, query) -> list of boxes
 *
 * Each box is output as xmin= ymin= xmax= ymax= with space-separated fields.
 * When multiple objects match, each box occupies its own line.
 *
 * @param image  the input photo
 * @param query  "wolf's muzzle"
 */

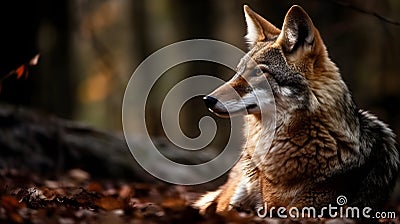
xmin=203 ymin=95 xmax=218 ymax=109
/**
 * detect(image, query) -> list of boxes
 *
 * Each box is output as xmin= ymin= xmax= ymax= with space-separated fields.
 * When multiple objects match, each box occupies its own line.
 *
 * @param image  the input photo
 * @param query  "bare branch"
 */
xmin=326 ymin=0 xmax=400 ymax=26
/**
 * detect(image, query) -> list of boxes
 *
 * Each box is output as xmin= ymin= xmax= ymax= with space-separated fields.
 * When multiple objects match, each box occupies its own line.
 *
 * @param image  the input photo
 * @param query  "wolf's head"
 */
xmin=204 ymin=5 xmax=348 ymax=122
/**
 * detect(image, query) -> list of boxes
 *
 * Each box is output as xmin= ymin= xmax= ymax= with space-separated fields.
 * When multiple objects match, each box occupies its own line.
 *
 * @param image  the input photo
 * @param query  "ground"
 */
xmin=1 ymin=168 xmax=399 ymax=224
xmin=0 ymin=168 xmax=259 ymax=224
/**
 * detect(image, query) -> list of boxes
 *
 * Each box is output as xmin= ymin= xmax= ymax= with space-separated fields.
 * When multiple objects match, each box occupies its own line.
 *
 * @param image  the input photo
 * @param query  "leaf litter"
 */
xmin=0 ymin=168 xmax=398 ymax=223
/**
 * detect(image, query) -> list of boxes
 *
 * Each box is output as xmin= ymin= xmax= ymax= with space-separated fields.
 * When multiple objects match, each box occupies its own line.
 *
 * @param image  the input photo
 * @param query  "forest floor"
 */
xmin=0 ymin=168 xmax=263 ymax=224
xmin=1 ymin=168 xmax=399 ymax=224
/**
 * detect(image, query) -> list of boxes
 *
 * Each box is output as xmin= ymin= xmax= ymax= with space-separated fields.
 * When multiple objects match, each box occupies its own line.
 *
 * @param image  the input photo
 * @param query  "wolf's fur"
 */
xmin=195 ymin=5 xmax=400 ymax=214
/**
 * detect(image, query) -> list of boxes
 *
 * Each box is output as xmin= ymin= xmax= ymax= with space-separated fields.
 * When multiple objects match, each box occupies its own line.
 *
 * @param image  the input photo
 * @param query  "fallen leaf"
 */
xmin=29 ymin=54 xmax=40 ymax=66
xmin=118 ymin=184 xmax=132 ymax=199
xmin=15 ymin=65 xmax=26 ymax=79
xmin=87 ymin=182 xmax=103 ymax=193
xmin=1 ymin=195 xmax=25 ymax=210
xmin=161 ymin=197 xmax=187 ymax=211
xmin=138 ymin=203 xmax=164 ymax=217
xmin=68 ymin=169 xmax=90 ymax=182
xmin=40 ymin=187 xmax=57 ymax=201
xmin=26 ymin=187 xmax=43 ymax=202
xmin=95 ymin=196 xmax=123 ymax=211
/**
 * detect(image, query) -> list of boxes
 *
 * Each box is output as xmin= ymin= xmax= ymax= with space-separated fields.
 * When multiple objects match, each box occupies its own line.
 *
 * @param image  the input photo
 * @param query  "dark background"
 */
xmin=0 ymin=0 xmax=399 ymax=141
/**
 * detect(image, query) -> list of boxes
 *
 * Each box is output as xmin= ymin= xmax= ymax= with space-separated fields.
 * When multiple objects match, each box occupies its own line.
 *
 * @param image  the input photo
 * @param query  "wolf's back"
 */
xmin=351 ymin=110 xmax=400 ymax=208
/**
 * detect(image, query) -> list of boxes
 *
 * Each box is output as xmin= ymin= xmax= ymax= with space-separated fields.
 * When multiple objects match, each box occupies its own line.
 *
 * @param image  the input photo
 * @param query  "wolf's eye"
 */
xmin=249 ymin=68 xmax=263 ymax=77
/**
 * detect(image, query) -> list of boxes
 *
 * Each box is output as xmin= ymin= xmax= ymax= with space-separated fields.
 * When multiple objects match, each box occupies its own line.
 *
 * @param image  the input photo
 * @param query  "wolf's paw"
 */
xmin=193 ymin=190 xmax=222 ymax=214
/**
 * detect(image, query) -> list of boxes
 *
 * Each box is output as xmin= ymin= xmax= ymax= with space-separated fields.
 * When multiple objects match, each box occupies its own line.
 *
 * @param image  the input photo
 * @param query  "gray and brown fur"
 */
xmin=196 ymin=5 xmax=400 ymax=215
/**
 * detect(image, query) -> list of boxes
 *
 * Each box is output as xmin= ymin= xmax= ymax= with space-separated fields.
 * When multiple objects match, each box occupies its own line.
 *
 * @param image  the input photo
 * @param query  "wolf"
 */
xmin=195 ymin=5 xmax=400 ymax=215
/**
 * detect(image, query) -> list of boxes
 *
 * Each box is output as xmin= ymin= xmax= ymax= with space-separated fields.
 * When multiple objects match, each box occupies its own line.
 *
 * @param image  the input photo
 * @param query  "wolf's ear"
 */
xmin=244 ymin=5 xmax=280 ymax=47
xmin=277 ymin=5 xmax=315 ymax=53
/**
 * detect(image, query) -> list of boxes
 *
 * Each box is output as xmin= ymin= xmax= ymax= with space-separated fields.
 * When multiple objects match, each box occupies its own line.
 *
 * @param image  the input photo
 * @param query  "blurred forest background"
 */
xmin=0 ymin=0 xmax=400 ymax=142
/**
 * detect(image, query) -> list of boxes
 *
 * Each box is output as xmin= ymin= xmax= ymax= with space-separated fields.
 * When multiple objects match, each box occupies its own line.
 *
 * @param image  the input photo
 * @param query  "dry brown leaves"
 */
xmin=0 ymin=168 xmax=398 ymax=224
xmin=0 ymin=168 xmax=255 ymax=224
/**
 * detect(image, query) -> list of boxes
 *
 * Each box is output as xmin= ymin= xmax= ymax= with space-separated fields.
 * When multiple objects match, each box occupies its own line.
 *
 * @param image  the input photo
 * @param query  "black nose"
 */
xmin=203 ymin=96 xmax=218 ymax=108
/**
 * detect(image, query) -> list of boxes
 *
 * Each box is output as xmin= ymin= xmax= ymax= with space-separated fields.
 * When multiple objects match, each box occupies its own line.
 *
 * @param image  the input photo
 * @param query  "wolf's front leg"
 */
xmin=194 ymin=159 xmax=262 ymax=214
xmin=194 ymin=168 xmax=242 ymax=213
